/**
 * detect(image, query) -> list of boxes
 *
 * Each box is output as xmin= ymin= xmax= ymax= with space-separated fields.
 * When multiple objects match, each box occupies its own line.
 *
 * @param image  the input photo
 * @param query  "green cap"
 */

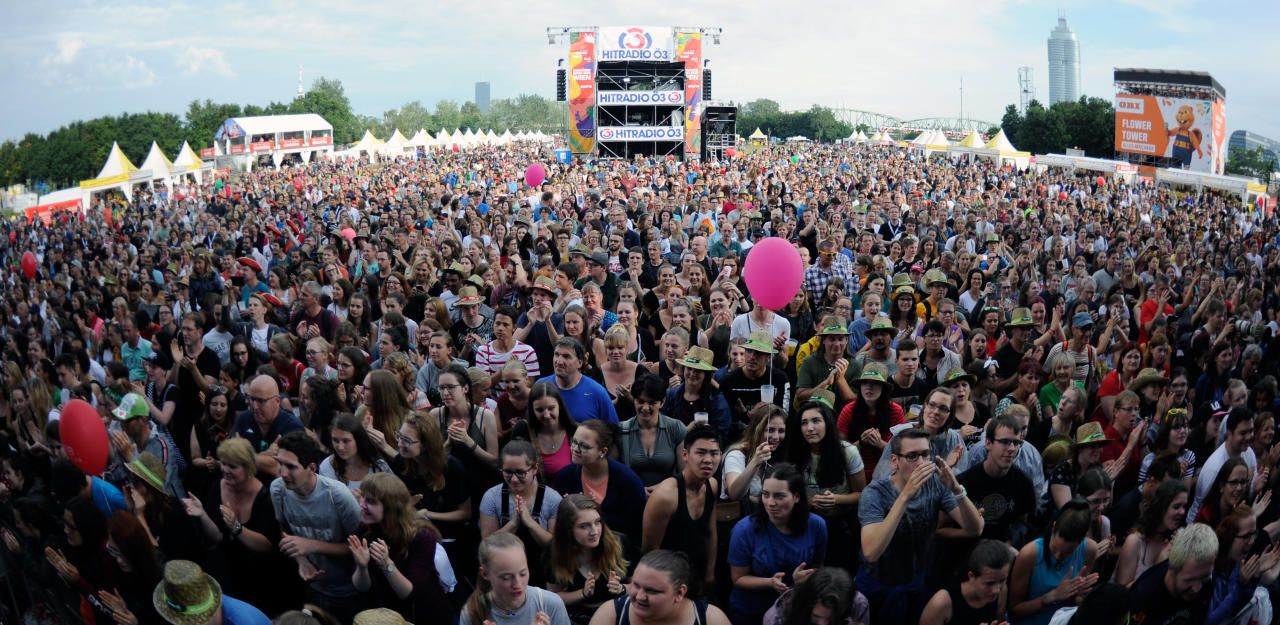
xmin=113 ymin=393 xmax=150 ymax=421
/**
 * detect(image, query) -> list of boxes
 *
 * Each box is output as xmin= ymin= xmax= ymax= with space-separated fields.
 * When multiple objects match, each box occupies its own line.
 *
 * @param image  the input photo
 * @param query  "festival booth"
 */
xmin=138 ymin=142 xmax=175 ymax=188
xmin=1035 ymin=154 xmax=1140 ymax=184
xmin=214 ymin=114 xmax=334 ymax=170
xmin=407 ymin=129 xmax=432 ymax=155
xmin=923 ymin=131 xmax=951 ymax=155
xmin=748 ymin=128 xmax=768 ymax=146
xmin=972 ymin=130 xmax=1032 ymax=169
xmin=498 ymin=129 xmax=514 ymax=146
xmin=25 ymin=187 xmax=84 ymax=225
xmin=380 ymin=129 xmax=411 ymax=158
xmin=1155 ymin=168 xmax=1268 ymax=206
xmin=79 ymin=142 xmax=152 ymax=205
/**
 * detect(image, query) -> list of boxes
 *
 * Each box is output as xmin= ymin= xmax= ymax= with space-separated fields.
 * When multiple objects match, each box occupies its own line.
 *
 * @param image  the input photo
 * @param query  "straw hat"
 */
xmin=855 ymin=362 xmax=891 ymax=387
xmin=126 ymin=452 xmax=167 ymax=494
xmin=816 ymin=315 xmax=850 ymax=336
xmin=892 ymin=285 xmax=916 ymax=299
xmin=808 ymin=389 xmax=836 ymax=411
xmin=443 ymin=261 xmax=468 ymax=277
xmin=1128 ymin=368 xmax=1170 ymax=393
xmin=353 ymin=609 xmax=413 ymax=625
xmin=866 ymin=314 xmax=894 ymax=335
xmin=941 ymin=367 xmax=977 ymax=387
xmin=531 ymin=276 xmax=557 ymax=295
xmin=742 ymin=330 xmax=778 ymax=354
xmin=153 ymin=560 xmax=221 ymax=625
xmin=677 ymin=346 xmax=717 ymax=371
xmin=924 ymin=269 xmax=949 ymax=286
xmin=1006 ymin=307 xmax=1035 ymax=328
xmin=890 ymin=273 xmax=914 ymax=289
xmin=1074 ymin=422 xmax=1112 ymax=447
xmin=456 ymin=285 xmax=484 ymax=306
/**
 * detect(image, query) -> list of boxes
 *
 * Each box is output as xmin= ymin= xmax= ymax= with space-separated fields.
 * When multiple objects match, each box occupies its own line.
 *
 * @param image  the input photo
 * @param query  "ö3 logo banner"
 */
xmin=596 ymin=91 xmax=684 ymax=105
xmin=597 ymin=126 xmax=686 ymax=142
xmin=598 ymin=26 xmax=675 ymax=61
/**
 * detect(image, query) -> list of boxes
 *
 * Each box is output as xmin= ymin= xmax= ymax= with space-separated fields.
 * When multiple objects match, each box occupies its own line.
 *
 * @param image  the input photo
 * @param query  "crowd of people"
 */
xmin=1 ymin=140 xmax=1278 ymax=625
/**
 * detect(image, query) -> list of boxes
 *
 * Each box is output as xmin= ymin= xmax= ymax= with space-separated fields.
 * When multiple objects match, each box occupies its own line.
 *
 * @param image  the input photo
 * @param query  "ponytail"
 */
xmin=465 ymin=532 xmax=525 ymax=625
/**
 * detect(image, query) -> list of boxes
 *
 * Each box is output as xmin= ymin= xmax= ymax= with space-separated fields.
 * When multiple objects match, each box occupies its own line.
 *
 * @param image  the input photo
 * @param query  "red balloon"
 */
xmin=61 ymin=399 xmax=109 ymax=475
xmin=725 ymin=148 xmax=737 ymax=158
xmin=21 ymin=251 xmax=36 ymax=279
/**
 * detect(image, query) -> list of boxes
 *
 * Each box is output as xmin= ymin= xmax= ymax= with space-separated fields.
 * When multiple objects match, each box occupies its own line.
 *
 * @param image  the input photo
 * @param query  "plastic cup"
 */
xmin=785 ymin=339 xmax=799 ymax=356
xmin=760 ymin=384 xmax=776 ymax=404
xmin=694 ymin=412 xmax=709 ymax=423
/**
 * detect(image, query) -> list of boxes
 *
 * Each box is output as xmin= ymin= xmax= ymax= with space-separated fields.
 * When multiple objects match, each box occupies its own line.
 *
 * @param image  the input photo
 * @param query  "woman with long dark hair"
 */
xmin=101 ymin=510 xmax=164 ymax=625
xmin=349 ymin=473 xmax=453 ymax=623
xmin=319 ymin=413 xmax=393 ymax=490
xmin=552 ymin=419 xmax=648 ymax=547
xmin=785 ymin=398 xmax=865 ymax=571
xmin=762 ymin=566 xmax=868 ymax=625
xmin=620 ymin=374 xmax=689 ymax=489
xmin=1193 ymin=457 xmax=1254 ymax=528
xmin=1114 ymin=480 xmax=1188 ymax=586
xmin=728 ymin=463 xmax=827 ymax=625
xmin=835 ymin=364 xmax=903 ymax=481
xmin=46 ymin=496 xmax=119 ymax=625
xmin=335 ymin=346 xmax=370 ymax=412
xmin=1008 ymin=498 xmax=1100 ymax=625
xmin=546 ymin=494 xmax=629 ymax=625
xmin=510 ymin=381 xmax=578 ymax=479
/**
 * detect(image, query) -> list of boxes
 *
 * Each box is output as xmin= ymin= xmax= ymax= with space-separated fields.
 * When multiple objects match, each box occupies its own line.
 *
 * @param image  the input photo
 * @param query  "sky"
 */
xmin=2 ymin=0 xmax=1278 ymax=145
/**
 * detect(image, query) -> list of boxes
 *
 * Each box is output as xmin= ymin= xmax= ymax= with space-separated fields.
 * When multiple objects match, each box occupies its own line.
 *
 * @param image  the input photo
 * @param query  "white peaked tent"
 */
xmin=463 ymin=128 xmax=478 ymax=146
xmin=350 ymin=130 xmax=383 ymax=158
xmin=138 ymin=142 xmax=174 ymax=182
xmin=955 ymin=131 xmax=984 ymax=148
xmin=80 ymin=141 xmax=149 ymax=202
xmin=437 ymin=128 xmax=452 ymax=145
xmin=855 ymin=131 xmax=868 ymax=143
xmin=380 ymin=129 xmax=408 ymax=156
xmin=486 ymin=129 xmax=499 ymax=144
xmin=910 ymin=132 xmax=930 ymax=147
xmin=499 ymin=129 xmax=514 ymax=145
xmin=408 ymin=129 xmax=431 ymax=151
xmin=171 ymin=141 xmax=209 ymax=182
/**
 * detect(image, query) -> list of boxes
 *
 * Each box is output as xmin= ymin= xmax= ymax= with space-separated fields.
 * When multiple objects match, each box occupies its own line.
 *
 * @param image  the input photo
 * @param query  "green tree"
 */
xmin=291 ymin=77 xmax=360 ymax=144
xmin=1000 ymin=104 xmax=1023 ymax=148
xmin=1225 ymin=146 xmax=1277 ymax=183
xmin=184 ymin=99 xmax=243 ymax=150
xmin=432 ymin=100 xmax=462 ymax=132
xmin=458 ymin=102 xmax=484 ymax=130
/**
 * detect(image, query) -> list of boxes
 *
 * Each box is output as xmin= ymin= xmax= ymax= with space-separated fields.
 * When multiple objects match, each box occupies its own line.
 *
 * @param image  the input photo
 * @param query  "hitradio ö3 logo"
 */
xmin=619 ymin=28 xmax=653 ymax=50
xmin=598 ymin=128 xmax=616 ymax=140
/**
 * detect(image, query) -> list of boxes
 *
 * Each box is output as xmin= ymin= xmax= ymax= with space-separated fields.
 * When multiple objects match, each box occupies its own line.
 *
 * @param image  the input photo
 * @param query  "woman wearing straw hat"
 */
xmin=836 ymin=363 xmax=904 ymax=481
xmin=940 ymin=367 xmax=989 ymax=446
xmin=796 ymin=316 xmax=860 ymax=414
xmin=662 ymin=345 xmax=732 ymax=440
xmin=1048 ymin=423 xmax=1114 ymax=510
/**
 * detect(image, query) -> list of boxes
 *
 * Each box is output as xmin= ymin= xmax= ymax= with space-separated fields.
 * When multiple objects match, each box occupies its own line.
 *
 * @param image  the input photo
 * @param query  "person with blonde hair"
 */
xmin=381 ymin=352 xmax=430 ymax=411
xmin=547 ymin=494 xmax=629 ymax=624
xmin=180 ymin=437 xmax=293 ymax=615
xmin=359 ymin=369 xmax=413 ymax=457
xmin=462 ymin=532 xmax=570 ymax=625
xmin=348 ymin=473 xmax=453 ymax=623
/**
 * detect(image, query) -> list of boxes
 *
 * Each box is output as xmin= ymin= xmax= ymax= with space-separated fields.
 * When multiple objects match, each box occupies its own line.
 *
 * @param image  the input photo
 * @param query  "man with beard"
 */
xmin=1128 ymin=523 xmax=1217 ymax=625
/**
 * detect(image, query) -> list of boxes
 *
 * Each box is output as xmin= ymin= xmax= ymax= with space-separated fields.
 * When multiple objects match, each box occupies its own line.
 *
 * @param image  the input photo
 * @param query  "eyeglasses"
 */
xmin=395 ymin=432 xmax=420 ymax=446
xmin=438 ymin=384 xmax=461 ymax=392
xmin=994 ymin=438 xmax=1024 ymax=447
xmin=895 ymin=451 xmax=931 ymax=462
xmin=569 ymin=439 xmax=595 ymax=452
xmin=925 ymin=401 xmax=951 ymax=413
xmin=248 ymin=395 xmax=278 ymax=405
xmin=501 ymin=467 xmax=534 ymax=479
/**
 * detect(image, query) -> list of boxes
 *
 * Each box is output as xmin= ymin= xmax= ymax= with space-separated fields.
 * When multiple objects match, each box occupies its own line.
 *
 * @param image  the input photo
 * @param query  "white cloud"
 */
xmin=114 ymin=55 xmax=158 ymax=89
xmin=177 ymin=47 xmax=236 ymax=78
xmin=52 ymin=34 xmax=84 ymax=65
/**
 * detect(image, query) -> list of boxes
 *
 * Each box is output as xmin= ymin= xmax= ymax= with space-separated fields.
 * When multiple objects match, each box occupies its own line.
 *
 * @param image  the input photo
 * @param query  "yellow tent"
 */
xmin=749 ymin=127 xmax=767 ymax=145
xmin=955 ymin=131 xmax=984 ymax=148
xmin=80 ymin=142 xmax=139 ymax=189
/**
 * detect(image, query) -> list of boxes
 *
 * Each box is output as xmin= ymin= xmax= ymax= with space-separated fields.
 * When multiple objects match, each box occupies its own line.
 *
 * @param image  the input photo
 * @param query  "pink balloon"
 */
xmin=525 ymin=163 xmax=546 ymax=188
xmin=743 ymin=237 xmax=803 ymax=310
xmin=61 ymin=399 xmax=108 ymax=475
xmin=725 ymin=148 xmax=737 ymax=157
xmin=340 ymin=227 xmax=357 ymax=242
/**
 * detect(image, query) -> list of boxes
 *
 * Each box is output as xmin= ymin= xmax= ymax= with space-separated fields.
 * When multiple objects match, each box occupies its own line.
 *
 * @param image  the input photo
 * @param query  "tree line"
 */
xmin=0 ymin=78 xmax=567 ymax=190
xmin=999 ymin=97 xmax=1116 ymax=158
xmin=735 ymin=99 xmax=854 ymax=143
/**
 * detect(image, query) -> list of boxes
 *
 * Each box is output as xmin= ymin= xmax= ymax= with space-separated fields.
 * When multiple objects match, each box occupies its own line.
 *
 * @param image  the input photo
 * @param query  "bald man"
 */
xmin=233 ymin=375 xmax=305 ymax=474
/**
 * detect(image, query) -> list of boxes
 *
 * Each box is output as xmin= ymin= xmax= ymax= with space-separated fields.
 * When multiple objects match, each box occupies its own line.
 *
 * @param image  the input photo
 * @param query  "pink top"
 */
xmin=542 ymin=432 xmax=573 ymax=478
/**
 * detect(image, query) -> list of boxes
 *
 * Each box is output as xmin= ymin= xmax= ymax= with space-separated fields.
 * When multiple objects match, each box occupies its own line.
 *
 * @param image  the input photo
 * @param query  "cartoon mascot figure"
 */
xmin=1167 ymin=105 xmax=1203 ymax=169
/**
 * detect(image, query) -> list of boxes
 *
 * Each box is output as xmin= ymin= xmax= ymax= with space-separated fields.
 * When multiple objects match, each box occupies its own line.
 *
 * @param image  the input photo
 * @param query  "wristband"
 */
xmin=230 ymin=520 xmax=243 ymax=537
xmin=952 ymin=485 xmax=967 ymax=499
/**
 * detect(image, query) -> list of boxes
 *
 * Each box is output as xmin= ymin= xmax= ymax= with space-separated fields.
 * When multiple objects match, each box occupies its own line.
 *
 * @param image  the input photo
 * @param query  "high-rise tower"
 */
xmin=1047 ymin=16 xmax=1081 ymax=105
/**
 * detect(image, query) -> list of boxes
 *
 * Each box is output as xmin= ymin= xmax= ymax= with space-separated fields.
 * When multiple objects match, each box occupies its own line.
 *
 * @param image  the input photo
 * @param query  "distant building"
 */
xmin=1047 ymin=17 xmax=1081 ymax=105
xmin=475 ymin=82 xmax=491 ymax=114
xmin=1230 ymin=130 xmax=1280 ymax=163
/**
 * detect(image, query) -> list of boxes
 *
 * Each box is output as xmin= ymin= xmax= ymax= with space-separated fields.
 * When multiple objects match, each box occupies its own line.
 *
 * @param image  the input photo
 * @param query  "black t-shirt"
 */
xmin=994 ymin=341 xmax=1025 ymax=379
xmin=888 ymin=375 xmax=933 ymax=414
xmin=720 ymin=366 xmax=790 ymax=423
xmin=392 ymin=454 xmax=471 ymax=540
xmin=1129 ymin=560 xmax=1210 ymax=625
xmin=958 ymin=464 xmax=1036 ymax=542
xmin=174 ymin=347 xmax=222 ymax=461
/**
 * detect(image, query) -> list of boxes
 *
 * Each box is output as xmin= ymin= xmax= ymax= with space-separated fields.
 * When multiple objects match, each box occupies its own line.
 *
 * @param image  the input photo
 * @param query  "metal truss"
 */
xmin=832 ymin=109 xmax=998 ymax=135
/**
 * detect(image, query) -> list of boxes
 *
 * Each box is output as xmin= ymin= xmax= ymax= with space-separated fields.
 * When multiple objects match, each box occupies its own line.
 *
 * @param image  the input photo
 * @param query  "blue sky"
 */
xmin=2 ymin=0 xmax=1277 ymax=145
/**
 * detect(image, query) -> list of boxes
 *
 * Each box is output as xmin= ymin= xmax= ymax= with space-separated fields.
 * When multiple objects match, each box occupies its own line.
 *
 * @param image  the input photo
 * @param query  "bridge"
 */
xmin=831 ymin=108 xmax=999 ymax=136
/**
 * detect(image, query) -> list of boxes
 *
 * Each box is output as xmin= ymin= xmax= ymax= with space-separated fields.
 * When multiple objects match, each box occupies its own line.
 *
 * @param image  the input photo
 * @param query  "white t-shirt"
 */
xmin=730 ymin=312 xmax=791 ymax=343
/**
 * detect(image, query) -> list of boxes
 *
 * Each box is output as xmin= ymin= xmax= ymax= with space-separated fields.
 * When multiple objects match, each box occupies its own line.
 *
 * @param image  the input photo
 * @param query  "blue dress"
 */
xmin=727 ymin=513 xmax=828 ymax=621
xmin=1015 ymin=536 xmax=1087 ymax=625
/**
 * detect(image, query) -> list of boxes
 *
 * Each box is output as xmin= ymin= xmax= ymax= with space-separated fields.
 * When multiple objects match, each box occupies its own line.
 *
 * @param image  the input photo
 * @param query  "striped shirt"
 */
xmin=475 ymin=340 xmax=541 ymax=377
